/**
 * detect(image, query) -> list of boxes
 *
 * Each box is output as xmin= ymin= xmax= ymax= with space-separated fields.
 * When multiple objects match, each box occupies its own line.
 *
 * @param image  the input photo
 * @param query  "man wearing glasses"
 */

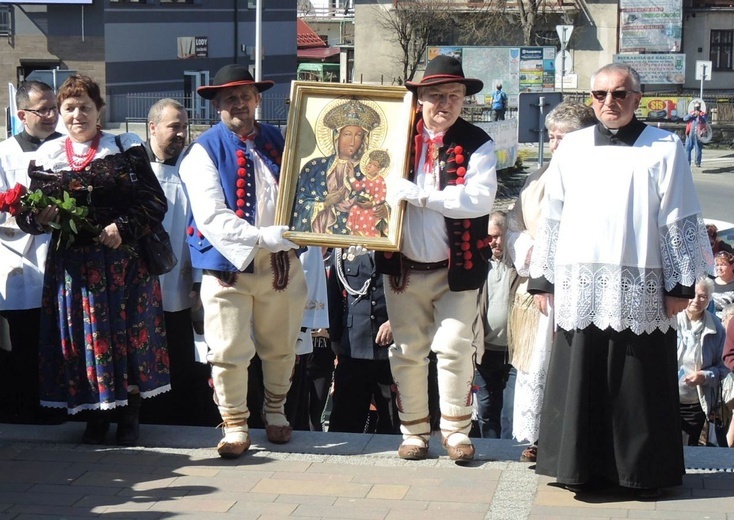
xmin=0 ymin=80 xmax=61 ymax=423
xmin=528 ymin=63 xmax=712 ymax=497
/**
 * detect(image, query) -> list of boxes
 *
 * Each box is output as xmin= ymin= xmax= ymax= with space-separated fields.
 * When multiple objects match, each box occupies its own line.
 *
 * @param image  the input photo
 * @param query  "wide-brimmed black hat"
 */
xmin=405 ymin=55 xmax=483 ymax=96
xmin=197 ymin=64 xmax=275 ymax=100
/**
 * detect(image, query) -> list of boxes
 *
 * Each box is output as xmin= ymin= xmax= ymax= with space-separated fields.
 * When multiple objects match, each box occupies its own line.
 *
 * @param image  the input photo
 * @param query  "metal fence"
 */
xmin=107 ymin=91 xmax=289 ymax=124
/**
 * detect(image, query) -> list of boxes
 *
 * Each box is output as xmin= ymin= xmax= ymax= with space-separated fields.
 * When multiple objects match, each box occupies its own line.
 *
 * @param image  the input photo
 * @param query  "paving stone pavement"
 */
xmin=1 ymin=423 xmax=733 ymax=519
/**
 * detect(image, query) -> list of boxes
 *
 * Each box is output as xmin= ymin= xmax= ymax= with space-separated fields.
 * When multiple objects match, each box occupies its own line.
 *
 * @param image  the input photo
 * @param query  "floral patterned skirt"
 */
xmin=39 ymin=242 xmax=170 ymax=414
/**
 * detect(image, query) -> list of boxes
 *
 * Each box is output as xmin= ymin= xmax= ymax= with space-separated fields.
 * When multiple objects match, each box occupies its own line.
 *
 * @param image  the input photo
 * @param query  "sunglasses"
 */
xmin=590 ymin=90 xmax=637 ymax=101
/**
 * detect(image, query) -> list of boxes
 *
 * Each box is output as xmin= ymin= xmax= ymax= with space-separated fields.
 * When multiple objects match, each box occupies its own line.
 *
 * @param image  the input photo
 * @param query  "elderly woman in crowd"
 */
xmin=19 ymin=74 xmax=170 ymax=445
xmin=677 ymin=278 xmax=729 ymax=445
xmin=712 ymin=251 xmax=734 ymax=319
xmin=505 ymin=101 xmax=597 ymax=462
xmin=712 ymin=251 xmax=734 ymax=318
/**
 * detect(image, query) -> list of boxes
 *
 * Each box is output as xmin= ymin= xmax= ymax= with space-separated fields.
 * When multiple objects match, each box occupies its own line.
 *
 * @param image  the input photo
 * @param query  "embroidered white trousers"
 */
xmin=384 ymin=269 xmax=478 ymax=439
xmin=202 ymin=249 xmax=307 ymax=427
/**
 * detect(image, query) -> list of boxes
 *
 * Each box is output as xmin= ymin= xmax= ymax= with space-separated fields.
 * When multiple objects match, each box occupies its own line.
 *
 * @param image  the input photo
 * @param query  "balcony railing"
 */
xmin=298 ymin=5 xmax=355 ymax=18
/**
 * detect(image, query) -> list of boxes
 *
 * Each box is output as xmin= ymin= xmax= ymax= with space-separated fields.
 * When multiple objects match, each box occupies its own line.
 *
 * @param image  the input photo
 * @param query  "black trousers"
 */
xmin=0 ymin=308 xmax=60 ymax=423
xmin=680 ymin=401 xmax=706 ymax=446
xmin=329 ymin=357 xmax=399 ymax=434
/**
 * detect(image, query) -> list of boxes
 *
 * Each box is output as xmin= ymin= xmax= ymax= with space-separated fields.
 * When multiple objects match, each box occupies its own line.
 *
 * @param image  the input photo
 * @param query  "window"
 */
xmin=710 ymin=30 xmax=733 ymax=71
xmin=0 ymin=6 xmax=11 ymax=36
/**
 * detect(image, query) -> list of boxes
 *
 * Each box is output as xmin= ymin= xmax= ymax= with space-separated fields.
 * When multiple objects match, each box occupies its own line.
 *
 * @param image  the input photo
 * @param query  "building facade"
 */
xmin=0 ymin=0 xmax=297 ymax=124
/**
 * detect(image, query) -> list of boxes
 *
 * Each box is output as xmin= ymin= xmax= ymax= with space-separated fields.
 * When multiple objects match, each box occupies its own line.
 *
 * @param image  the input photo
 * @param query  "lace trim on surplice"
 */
xmin=659 ymin=214 xmax=713 ymax=291
xmin=554 ymin=264 xmax=671 ymax=335
xmin=528 ymin=217 xmax=559 ymax=283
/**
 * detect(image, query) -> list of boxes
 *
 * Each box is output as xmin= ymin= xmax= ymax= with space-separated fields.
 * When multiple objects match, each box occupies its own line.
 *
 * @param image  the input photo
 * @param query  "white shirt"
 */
xmin=0 ymin=136 xmax=52 ymax=310
xmin=149 ymin=157 xmax=194 ymax=313
xmin=178 ymin=140 xmax=278 ymax=272
xmin=401 ymin=134 xmax=497 ymax=263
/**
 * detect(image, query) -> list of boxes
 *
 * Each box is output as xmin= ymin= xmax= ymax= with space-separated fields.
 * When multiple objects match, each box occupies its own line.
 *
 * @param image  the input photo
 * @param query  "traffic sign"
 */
xmin=556 ymin=25 xmax=574 ymax=49
xmin=555 ymin=50 xmax=573 ymax=76
xmin=695 ymin=60 xmax=712 ymax=81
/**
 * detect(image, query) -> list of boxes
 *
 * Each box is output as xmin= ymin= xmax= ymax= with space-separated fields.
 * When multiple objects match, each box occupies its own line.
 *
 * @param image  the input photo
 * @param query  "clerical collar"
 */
xmin=594 ymin=117 xmax=646 ymax=147
xmin=13 ymin=129 xmax=62 ymax=153
xmin=143 ymin=140 xmax=179 ymax=166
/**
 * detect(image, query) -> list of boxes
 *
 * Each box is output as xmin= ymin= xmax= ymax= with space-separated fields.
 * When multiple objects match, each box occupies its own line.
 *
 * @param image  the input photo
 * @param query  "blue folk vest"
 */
xmin=186 ymin=121 xmax=284 ymax=272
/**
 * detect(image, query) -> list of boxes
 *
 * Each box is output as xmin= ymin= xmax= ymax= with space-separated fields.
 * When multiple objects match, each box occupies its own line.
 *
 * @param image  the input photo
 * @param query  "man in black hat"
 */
xmin=377 ymin=54 xmax=497 ymax=461
xmin=178 ymin=64 xmax=307 ymax=458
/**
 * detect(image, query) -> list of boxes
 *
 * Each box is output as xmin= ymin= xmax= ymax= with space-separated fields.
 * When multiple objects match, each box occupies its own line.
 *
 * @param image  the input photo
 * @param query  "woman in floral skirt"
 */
xmin=18 ymin=74 xmax=170 ymax=445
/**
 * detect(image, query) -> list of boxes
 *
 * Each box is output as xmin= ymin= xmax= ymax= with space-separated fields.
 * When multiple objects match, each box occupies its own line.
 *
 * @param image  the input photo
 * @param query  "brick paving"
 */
xmin=1 ymin=423 xmax=733 ymax=519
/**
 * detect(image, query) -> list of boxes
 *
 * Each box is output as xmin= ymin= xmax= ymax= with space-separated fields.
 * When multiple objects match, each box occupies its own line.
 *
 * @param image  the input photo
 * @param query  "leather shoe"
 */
xmin=262 ymin=413 xmax=292 ymax=444
xmin=442 ymin=435 xmax=475 ymax=461
xmin=397 ymin=436 xmax=429 ymax=460
xmin=217 ymin=435 xmax=251 ymax=459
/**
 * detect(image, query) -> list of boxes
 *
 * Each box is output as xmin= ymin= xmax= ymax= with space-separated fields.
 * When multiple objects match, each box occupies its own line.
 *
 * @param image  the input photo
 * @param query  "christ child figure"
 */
xmin=347 ymin=148 xmax=390 ymax=237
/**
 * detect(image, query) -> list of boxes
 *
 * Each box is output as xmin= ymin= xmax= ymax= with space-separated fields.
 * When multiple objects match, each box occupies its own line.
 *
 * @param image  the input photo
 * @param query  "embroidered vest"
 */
xmin=186 ymin=122 xmax=284 ymax=272
xmin=376 ymin=117 xmax=493 ymax=291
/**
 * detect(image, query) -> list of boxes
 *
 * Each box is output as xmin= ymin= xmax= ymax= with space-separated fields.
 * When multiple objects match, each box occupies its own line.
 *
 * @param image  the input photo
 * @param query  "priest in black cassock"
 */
xmin=528 ymin=63 xmax=712 ymax=497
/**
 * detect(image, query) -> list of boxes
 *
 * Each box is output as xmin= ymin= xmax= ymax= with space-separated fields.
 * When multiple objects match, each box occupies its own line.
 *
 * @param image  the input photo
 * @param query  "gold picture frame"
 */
xmin=275 ymin=82 xmax=416 ymax=251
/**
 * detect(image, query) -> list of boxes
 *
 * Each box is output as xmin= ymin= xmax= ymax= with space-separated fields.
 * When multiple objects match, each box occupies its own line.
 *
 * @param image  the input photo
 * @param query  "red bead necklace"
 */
xmin=65 ymin=131 xmax=101 ymax=171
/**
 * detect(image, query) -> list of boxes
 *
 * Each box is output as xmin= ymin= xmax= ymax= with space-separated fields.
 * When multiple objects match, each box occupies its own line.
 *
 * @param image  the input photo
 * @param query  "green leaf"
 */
xmin=48 ymin=221 xmax=61 ymax=229
xmin=69 ymin=219 xmax=77 ymax=234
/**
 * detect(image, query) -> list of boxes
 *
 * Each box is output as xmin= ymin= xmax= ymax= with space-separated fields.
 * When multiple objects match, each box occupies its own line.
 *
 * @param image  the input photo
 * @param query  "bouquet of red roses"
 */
xmin=0 ymin=182 xmax=129 ymax=251
xmin=0 ymin=183 xmax=27 ymax=216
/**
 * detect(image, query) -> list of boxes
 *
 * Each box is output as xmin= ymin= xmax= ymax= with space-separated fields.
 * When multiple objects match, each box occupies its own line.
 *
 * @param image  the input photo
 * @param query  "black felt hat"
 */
xmin=197 ymin=64 xmax=275 ymax=100
xmin=405 ymin=55 xmax=483 ymax=96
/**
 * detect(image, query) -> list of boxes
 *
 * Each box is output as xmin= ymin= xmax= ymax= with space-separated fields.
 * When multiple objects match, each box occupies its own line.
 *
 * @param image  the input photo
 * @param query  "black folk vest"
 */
xmin=376 ymin=117 xmax=492 ymax=291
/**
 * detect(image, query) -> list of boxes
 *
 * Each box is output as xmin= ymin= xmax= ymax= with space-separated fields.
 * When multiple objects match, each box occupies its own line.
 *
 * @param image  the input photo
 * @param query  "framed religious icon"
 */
xmin=275 ymin=82 xmax=416 ymax=251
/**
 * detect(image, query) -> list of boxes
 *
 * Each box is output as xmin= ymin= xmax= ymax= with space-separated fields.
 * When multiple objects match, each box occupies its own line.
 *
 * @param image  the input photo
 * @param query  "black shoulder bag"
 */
xmin=115 ymin=135 xmax=177 ymax=276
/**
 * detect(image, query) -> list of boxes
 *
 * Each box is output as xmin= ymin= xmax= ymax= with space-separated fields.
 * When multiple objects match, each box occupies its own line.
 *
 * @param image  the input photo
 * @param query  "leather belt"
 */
xmin=403 ymin=258 xmax=449 ymax=271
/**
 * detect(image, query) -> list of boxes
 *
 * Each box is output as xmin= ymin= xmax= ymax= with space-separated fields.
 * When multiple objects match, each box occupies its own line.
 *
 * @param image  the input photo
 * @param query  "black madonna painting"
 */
xmin=276 ymin=83 xmax=415 ymax=251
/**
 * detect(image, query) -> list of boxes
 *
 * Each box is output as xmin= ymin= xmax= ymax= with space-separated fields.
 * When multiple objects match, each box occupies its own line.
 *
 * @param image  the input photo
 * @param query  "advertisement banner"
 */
xmin=477 ymin=120 xmax=517 ymax=171
xmin=613 ymin=54 xmax=685 ymax=84
xmin=636 ymin=96 xmax=692 ymax=122
xmin=619 ymin=0 xmax=683 ymax=53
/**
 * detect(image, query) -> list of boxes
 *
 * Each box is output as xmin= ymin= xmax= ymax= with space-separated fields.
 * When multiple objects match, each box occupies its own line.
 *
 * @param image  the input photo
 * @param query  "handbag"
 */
xmin=140 ymin=223 xmax=178 ymax=275
xmin=708 ymin=379 xmax=732 ymax=447
xmin=114 ymin=135 xmax=177 ymax=276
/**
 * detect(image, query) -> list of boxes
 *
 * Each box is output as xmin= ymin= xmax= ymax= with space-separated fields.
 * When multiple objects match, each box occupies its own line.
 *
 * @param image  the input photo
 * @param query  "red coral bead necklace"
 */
xmin=65 ymin=131 xmax=101 ymax=171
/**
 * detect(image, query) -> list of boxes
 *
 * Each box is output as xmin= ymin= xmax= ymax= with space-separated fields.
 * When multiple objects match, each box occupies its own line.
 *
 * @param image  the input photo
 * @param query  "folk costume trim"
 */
xmin=186 ymin=121 xmax=285 ymax=273
xmin=377 ymin=117 xmax=492 ymax=291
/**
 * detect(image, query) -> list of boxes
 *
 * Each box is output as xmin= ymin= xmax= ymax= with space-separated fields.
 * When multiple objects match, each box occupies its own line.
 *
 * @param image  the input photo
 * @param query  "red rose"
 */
xmin=0 ymin=191 xmax=7 ymax=212
xmin=4 ymin=183 xmax=27 ymax=215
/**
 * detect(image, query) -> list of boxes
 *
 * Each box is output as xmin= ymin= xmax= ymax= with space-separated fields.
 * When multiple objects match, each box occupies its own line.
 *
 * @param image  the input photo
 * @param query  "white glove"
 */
xmin=258 ymin=225 xmax=299 ymax=253
xmin=386 ymin=177 xmax=427 ymax=208
xmin=345 ymin=245 xmax=369 ymax=259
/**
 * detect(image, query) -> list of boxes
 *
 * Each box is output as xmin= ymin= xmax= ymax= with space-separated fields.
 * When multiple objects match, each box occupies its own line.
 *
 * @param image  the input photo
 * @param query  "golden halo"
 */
xmin=314 ymin=97 xmax=387 ymax=157
xmin=359 ymin=148 xmax=391 ymax=178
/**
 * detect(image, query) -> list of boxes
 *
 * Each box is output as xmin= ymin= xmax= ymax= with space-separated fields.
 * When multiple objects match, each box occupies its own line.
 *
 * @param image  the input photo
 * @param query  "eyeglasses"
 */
xmin=590 ymin=90 xmax=637 ymax=102
xmin=716 ymin=251 xmax=734 ymax=262
xmin=22 ymin=106 xmax=58 ymax=117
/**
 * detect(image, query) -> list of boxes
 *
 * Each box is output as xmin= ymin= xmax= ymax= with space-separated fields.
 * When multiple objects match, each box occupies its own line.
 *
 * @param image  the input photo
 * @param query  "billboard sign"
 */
xmin=619 ymin=0 xmax=683 ymax=52
xmin=430 ymin=46 xmax=556 ymax=108
xmin=613 ymin=53 xmax=685 ymax=84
